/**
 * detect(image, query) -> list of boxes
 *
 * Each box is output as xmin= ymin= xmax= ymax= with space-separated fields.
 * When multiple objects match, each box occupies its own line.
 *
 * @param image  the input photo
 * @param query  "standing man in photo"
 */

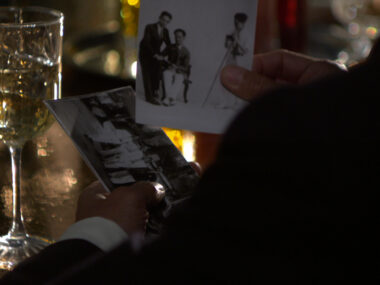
xmin=139 ymin=11 xmax=172 ymax=105
xmin=161 ymin=29 xmax=191 ymax=106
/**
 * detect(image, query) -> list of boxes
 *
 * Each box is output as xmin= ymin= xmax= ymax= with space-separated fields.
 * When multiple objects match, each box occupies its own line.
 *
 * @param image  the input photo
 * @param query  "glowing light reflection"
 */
xmin=183 ymin=132 xmax=196 ymax=162
xmin=38 ymin=149 xmax=48 ymax=157
xmin=37 ymin=136 xmax=51 ymax=157
xmin=337 ymin=51 xmax=349 ymax=65
xmin=63 ymin=169 xmax=78 ymax=189
xmin=131 ymin=61 xmax=137 ymax=78
xmin=104 ymin=50 xmax=120 ymax=75
xmin=127 ymin=0 xmax=139 ymax=7
xmin=366 ymin=26 xmax=378 ymax=39
xmin=120 ymin=0 xmax=139 ymax=36
xmin=163 ymin=128 xmax=196 ymax=162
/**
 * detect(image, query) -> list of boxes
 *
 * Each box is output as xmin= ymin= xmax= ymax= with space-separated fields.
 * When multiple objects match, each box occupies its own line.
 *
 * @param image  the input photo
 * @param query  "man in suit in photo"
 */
xmin=139 ymin=11 xmax=172 ymax=105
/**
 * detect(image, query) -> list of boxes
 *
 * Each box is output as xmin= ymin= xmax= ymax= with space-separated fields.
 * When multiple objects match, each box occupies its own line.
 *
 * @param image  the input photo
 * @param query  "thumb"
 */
xmin=221 ymin=65 xmax=277 ymax=101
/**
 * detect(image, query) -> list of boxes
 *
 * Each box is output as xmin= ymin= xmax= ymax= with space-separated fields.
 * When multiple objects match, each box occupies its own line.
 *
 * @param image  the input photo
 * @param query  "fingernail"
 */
xmin=222 ymin=66 xmax=245 ymax=90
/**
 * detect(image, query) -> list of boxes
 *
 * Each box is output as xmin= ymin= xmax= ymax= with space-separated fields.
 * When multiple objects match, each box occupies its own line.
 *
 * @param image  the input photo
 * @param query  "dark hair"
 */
xmin=160 ymin=11 xmax=172 ymax=20
xmin=234 ymin=13 xmax=248 ymax=23
xmin=174 ymin=29 xmax=186 ymax=37
xmin=226 ymin=35 xmax=234 ymax=41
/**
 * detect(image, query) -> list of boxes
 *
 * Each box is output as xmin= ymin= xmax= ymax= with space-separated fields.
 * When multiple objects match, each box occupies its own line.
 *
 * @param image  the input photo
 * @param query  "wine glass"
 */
xmin=0 ymin=7 xmax=63 ymax=270
xmin=331 ymin=0 xmax=380 ymax=65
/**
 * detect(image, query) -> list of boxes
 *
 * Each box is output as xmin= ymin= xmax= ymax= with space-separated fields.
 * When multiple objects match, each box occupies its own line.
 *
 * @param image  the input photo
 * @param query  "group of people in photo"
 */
xmin=139 ymin=10 xmax=250 ymax=110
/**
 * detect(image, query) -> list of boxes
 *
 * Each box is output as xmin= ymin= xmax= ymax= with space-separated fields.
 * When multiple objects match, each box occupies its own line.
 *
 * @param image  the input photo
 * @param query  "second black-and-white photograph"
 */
xmin=45 ymin=87 xmax=200 ymax=235
xmin=135 ymin=0 xmax=258 ymax=133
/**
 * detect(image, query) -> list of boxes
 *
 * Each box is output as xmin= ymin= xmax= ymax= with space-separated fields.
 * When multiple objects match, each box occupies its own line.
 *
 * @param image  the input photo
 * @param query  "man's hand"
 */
xmin=76 ymin=181 xmax=165 ymax=235
xmin=221 ymin=49 xmax=348 ymax=101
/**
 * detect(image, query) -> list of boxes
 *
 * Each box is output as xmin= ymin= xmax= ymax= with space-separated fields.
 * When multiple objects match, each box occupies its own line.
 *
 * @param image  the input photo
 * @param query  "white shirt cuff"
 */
xmin=58 ymin=217 xmax=128 ymax=252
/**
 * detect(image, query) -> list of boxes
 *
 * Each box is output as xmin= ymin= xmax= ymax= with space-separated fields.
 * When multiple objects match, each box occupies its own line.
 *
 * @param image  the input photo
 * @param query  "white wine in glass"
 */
xmin=0 ymin=6 xmax=63 ymax=270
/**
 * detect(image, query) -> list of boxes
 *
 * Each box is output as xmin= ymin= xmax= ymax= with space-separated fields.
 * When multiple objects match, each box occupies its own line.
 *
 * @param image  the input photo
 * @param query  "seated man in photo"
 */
xmin=160 ymin=29 xmax=191 ymax=106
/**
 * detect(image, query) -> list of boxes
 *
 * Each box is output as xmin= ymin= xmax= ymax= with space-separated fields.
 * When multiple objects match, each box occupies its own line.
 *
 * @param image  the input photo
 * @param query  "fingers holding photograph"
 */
xmin=136 ymin=0 xmax=258 ymax=134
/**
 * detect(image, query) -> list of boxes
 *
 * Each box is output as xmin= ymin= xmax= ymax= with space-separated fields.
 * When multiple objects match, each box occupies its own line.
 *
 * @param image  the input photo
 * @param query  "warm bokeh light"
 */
xmin=162 ymin=128 xmax=196 ymax=162
xmin=63 ymin=169 xmax=78 ymax=189
xmin=104 ymin=50 xmax=121 ymax=75
xmin=127 ymin=0 xmax=140 ymax=7
xmin=183 ymin=132 xmax=196 ymax=162
xmin=38 ymin=149 xmax=48 ymax=157
xmin=120 ymin=0 xmax=140 ymax=36
xmin=162 ymin=128 xmax=183 ymax=150
xmin=37 ymin=136 xmax=51 ymax=157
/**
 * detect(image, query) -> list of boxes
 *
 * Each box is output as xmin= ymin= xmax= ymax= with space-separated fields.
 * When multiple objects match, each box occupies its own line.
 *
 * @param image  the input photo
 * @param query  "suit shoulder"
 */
xmin=145 ymin=24 xmax=156 ymax=30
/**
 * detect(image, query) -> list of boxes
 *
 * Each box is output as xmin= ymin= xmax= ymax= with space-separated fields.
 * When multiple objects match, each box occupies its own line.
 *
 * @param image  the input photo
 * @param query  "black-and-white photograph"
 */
xmin=135 ymin=0 xmax=258 ymax=133
xmin=45 ymin=86 xmax=199 ymax=235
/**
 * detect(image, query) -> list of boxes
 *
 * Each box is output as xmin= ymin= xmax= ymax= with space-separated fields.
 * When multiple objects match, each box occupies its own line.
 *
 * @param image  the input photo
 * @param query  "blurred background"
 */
xmin=7 ymin=0 xmax=380 ymax=93
xmin=1 ymin=0 xmax=380 ymax=264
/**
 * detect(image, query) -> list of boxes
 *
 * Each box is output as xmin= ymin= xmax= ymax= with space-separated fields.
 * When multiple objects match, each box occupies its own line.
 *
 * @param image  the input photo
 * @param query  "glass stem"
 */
xmin=8 ymin=146 xmax=26 ymax=238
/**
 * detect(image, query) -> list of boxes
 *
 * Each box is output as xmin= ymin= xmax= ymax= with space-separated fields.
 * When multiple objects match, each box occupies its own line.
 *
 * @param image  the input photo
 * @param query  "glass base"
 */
xmin=0 ymin=234 xmax=52 ymax=270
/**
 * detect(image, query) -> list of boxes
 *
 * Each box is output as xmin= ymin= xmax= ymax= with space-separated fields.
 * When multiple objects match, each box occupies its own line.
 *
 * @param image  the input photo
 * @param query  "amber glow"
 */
xmin=163 ymin=128 xmax=183 ymax=150
xmin=37 ymin=136 xmax=50 ymax=157
xmin=63 ymin=169 xmax=78 ymax=189
xmin=120 ymin=0 xmax=140 ymax=36
xmin=183 ymin=131 xmax=196 ymax=162
xmin=127 ymin=0 xmax=140 ymax=7
xmin=163 ymin=128 xmax=196 ymax=162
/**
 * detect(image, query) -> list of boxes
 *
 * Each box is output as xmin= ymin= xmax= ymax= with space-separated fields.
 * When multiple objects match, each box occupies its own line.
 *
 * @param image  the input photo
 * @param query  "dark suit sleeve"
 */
xmin=141 ymin=24 xmax=157 ymax=57
xmin=163 ymin=28 xmax=171 ymax=47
